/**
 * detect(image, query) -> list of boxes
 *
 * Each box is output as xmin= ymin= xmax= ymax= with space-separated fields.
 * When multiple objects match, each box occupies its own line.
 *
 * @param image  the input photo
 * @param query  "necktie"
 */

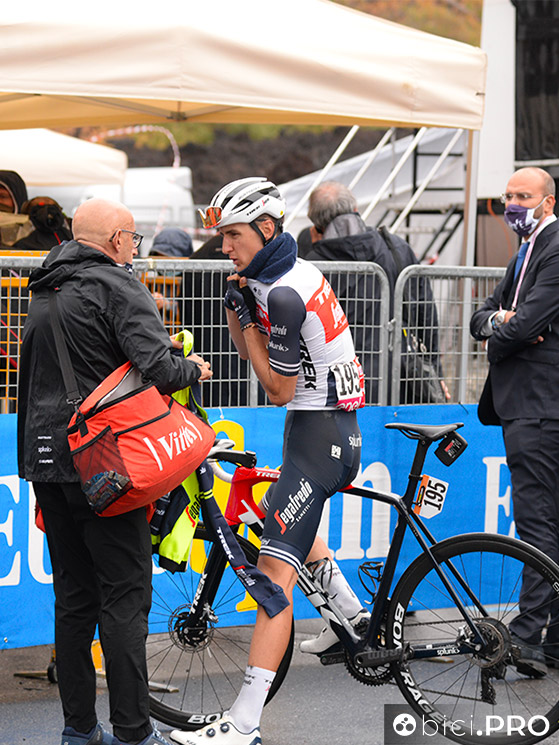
xmin=514 ymin=242 xmax=529 ymax=280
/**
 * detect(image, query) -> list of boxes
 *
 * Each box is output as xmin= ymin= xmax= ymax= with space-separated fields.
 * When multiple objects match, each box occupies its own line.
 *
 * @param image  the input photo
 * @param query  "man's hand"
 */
xmin=187 ymin=353 xmax=213 ymax=381
xmin=224 ymin=279 xmax=256 ymax=330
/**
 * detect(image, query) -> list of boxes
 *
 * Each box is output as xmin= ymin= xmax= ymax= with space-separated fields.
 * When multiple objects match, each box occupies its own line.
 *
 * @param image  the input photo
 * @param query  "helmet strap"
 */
xmin=250 ymin=218 xmax=282 ymax=246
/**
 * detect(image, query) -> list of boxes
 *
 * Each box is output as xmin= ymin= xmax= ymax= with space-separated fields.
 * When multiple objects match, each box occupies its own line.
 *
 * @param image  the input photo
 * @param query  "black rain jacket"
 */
xmin=18 ymin=240 xmax=201 ymax=482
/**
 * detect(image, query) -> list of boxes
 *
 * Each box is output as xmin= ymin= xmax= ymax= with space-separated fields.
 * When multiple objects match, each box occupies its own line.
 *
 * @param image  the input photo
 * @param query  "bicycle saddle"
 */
xmin=385 ymin=421 xmax=463 ymax=441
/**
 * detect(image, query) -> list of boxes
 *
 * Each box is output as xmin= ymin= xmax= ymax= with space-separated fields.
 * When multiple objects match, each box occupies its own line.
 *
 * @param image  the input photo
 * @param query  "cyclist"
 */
xmin=170 ymin=178 xmax=364 ymax=745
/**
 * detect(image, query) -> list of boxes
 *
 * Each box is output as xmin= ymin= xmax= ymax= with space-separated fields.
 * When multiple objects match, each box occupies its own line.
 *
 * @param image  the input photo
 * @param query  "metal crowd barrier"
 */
xmin=0 ymin=256 xmax=504 ymax=413
xmin=392 ymin=265 xmax=505 ymax=405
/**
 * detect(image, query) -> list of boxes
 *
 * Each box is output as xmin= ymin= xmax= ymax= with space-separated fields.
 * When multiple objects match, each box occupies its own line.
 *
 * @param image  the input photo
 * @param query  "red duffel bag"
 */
xmin=49 ymin=289 xmax=214 ymax=517
xmin=67 ymin=361 xmax=215 ymax=516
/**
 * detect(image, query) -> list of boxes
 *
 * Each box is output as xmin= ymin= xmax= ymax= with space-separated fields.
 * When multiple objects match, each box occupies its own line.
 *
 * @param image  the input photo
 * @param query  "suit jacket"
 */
xmin=470 ymin=219 xmax=559 ymax=422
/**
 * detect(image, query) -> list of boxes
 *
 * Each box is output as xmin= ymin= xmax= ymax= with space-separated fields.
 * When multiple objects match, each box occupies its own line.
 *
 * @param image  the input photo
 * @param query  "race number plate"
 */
xmin=413 ymin=474 xmax=448 ymax=519
xmin=330 ymin=360 xmax=365 ymax=412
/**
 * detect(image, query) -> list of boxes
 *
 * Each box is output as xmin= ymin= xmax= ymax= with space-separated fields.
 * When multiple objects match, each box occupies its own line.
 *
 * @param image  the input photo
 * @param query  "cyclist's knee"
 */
xmin=257 ymin=554 xmax=298 ymax=592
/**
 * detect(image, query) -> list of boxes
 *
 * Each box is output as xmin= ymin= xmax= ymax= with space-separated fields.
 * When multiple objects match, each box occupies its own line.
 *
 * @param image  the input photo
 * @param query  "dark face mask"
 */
xmin=503 ymin=198 xmax=546 ymax=238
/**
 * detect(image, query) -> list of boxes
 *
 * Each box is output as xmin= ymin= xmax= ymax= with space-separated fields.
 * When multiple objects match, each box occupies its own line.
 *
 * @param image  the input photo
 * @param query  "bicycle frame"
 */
xmin=209 ymin=423 xmax=486 ymax=669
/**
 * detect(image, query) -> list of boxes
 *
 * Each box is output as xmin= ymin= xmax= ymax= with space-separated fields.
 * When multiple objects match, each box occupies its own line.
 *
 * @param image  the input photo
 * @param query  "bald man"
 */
xmin=471 ymin=167 xmax=559 ymax=678
xmin=17 ymin=199 xmax=211 ymax=745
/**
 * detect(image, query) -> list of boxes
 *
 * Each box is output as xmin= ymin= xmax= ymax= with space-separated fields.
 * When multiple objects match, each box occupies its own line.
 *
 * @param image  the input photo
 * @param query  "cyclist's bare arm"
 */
xmin=225 ymin=306 xmax=248 ymax=358
xmin=240 ymin=324 xmax=297 ymax=406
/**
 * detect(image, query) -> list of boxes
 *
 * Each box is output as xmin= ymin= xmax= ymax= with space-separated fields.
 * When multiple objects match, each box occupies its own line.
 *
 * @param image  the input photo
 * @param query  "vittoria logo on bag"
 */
xmin=142 ymin=411 xmax=209 ymax=469
xmin=67 ymin=362 xmax=215 ymax=517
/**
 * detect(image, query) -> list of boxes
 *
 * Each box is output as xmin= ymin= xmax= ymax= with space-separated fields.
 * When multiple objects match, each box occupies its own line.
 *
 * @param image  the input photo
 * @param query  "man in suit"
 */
xmin=471 ymin=166 xmax=559 ymax=677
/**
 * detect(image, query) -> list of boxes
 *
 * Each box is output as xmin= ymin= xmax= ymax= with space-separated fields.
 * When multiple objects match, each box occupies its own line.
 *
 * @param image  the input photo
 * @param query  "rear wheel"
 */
xmin=387 ymin=533 xmax=559 ymax=745
xmin=147 ymin=525 xmax=294 ymax=730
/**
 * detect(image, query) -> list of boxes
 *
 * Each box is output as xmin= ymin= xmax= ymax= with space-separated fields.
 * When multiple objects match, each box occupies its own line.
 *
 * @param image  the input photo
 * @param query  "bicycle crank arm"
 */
xmin=319 ymin=649 xmax=346 ymax=666
xmin=354 ymin=647 xmax=404 ymax=667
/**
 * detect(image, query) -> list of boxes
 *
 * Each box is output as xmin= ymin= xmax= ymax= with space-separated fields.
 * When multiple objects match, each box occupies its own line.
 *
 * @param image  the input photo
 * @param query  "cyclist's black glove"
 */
xmin=224 ymin=280 xmax=257 ymax=330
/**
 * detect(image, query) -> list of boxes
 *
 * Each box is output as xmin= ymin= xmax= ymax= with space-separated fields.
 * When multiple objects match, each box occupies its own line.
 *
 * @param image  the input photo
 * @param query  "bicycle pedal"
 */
xmin=319 ymin=644 xmax=345 ymax=665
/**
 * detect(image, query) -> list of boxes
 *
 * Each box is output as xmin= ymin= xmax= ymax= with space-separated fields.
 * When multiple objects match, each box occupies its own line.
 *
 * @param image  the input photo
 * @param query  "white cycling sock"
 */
xmin=310 ymin=558 xmax=364 ymax=619
xmin=228 ymin=665 xmax=276 ymax=734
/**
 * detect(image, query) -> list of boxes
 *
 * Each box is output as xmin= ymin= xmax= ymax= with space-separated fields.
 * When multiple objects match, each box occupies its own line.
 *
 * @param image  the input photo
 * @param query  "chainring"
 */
xmin=344 ymin=648 xmax=394 ymax=686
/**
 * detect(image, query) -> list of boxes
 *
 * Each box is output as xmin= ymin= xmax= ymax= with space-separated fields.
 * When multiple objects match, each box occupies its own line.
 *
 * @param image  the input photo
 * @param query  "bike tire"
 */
xmin=147 ymin=525 xmax=294 ymax=730
xmin=386 ymin=533 xmax=559 ymax=745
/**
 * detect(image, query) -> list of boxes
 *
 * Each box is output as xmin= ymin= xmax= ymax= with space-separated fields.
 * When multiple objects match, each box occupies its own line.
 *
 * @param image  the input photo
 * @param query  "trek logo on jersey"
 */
xmin=307 ymin=277 xmax=349 ymax=343
xmin=300 ymin=338 xmax=317 ymax=390
xmin=274 ymin=478 xmax=314 ymax=534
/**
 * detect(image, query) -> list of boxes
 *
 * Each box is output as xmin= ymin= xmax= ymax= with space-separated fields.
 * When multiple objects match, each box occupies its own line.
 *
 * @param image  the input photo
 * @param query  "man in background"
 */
xmin=304 ymin=180 xmax=447 ymax=404
xmin=471 ymin=166 xmax=559 ymax=678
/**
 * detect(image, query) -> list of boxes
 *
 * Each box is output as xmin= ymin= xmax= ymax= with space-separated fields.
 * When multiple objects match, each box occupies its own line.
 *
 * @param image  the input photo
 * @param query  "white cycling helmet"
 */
xmin=199 ymin=177 xmax=286 ymax=230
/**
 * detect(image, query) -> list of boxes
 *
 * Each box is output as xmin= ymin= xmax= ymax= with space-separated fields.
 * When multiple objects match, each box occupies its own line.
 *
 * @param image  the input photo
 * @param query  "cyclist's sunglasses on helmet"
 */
xmin=198 ymin=206 xmax=222 ymax=229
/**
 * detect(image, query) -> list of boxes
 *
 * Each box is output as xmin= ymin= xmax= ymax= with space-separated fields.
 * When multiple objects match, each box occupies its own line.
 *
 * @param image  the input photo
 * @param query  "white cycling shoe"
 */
xmin=170 ymin=716 xmax=261 ymax=745
xmin=300 ymin=609 xmax=370 ymax=655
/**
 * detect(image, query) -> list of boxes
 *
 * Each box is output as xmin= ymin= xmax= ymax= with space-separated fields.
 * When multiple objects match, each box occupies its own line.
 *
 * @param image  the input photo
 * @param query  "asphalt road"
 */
xmin=5 ymin=620 xmax=559 ymax=745
xmin=0 ymin=619 xmax=395 ymax=745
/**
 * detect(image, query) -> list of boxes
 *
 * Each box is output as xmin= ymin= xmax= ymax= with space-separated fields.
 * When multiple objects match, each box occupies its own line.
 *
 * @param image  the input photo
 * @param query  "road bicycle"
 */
xmin=146 ymin=421 xmax=559 ymax=744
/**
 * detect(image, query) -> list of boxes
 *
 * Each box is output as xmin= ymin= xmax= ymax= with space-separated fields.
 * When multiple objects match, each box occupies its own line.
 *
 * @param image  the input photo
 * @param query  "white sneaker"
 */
xmin=300 ymin=609 xmax=370 ymax=655
xmin=169 ymin=716 xmax=261 ymax=745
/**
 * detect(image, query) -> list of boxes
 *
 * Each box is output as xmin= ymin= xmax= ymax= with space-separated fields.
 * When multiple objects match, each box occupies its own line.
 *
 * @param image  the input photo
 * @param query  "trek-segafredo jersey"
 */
xmin=248 ymin=259 xmax=361 ymax=410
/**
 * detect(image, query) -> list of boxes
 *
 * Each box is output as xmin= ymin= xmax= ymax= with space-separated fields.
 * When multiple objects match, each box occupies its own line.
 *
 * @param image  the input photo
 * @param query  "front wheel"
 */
xmin=147 ymin=525 xmax=294 ymax=730
xmin=386 ymin=533 xmax=559 ymax=745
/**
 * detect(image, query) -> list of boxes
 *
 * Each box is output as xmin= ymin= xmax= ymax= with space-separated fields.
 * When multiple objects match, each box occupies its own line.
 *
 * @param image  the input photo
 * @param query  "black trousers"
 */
xmin=34 ymin=481 xmax=152 ymax=743
xmin=502 ymin=418 xmax=559 ymax=644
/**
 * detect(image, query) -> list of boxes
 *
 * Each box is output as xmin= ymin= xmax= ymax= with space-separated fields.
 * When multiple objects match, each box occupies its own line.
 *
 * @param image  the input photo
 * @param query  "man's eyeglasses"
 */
xmin=110 ymin=228 xmax=143 ymax=248
xmin=499 ymin=193 xmax=548 ymax=204
xmin=198 ymin=206 xmax=222 ymax=229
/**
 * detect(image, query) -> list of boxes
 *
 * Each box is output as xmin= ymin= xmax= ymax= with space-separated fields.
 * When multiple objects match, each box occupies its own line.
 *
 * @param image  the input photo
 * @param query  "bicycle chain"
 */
xmin=392 ymin=617 xmax=508 ymax=702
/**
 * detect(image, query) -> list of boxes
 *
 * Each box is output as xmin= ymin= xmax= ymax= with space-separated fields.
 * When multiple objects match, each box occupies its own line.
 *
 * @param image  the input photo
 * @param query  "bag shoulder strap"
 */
xmin=378 ymin=225 xmax=404 ymax=275
xmin=48 ymin=290 xmax=83 ymax=410
xmin=378 ymin=225 xmax=410 ymax=328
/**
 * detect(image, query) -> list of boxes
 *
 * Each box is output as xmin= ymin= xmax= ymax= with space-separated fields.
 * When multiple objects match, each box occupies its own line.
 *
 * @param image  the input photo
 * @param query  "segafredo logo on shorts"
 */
xmin=274 ymin=478 xmax=314 ymax=534
xmin=142 ymin=410 xmax=206 ymax=471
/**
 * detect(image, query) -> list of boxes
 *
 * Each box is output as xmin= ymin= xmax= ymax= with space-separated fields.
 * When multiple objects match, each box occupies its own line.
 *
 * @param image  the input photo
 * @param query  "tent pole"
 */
xmin=461 ymin=129 xmax=480 ymax=268
xmin=457 ymin=128 xmax=480 ymax=402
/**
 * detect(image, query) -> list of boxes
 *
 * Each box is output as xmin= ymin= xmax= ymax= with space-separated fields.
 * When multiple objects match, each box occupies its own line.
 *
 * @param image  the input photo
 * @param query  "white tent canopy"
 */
xmin=0 ymin=0 xmax=486 ymax=132
xmin=0 ymin=129 xmax=127 ymax=186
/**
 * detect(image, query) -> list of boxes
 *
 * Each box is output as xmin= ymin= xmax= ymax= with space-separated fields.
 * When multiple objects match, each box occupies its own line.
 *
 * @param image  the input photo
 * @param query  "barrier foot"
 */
xmin=148 ymin=680 xmax=179 ymax=693
xmin=14 ymin=648 xmax=57 ymax=683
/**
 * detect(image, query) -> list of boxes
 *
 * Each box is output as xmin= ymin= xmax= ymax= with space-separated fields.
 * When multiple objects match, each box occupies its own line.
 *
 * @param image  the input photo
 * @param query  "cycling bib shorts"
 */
xmin=259 ymin=408 xmax=362 ymax=573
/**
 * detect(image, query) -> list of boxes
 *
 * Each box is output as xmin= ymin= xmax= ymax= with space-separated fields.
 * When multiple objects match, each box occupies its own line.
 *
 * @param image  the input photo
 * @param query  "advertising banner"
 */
xmin=0 ymin=405 xmax=512 ymax=649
